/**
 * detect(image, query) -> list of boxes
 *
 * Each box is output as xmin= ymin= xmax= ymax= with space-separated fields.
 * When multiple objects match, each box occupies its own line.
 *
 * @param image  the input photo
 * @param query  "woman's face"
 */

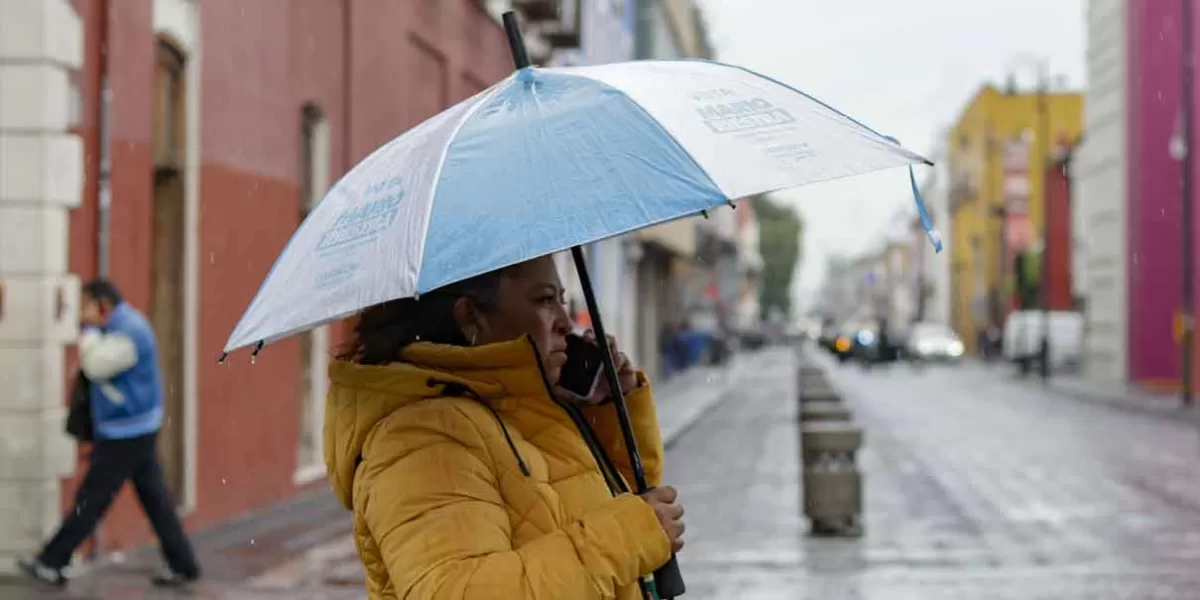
xmin=466 ymin=257 xmax=573 ymax=382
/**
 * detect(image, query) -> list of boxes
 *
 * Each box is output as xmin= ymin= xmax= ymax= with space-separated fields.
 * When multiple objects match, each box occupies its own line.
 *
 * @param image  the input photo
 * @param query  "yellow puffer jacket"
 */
xmin=324 ymin=336 xmax=672 ymax=599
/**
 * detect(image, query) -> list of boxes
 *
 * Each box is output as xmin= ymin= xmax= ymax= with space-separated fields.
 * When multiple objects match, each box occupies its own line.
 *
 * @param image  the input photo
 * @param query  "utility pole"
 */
xmin=1037 ymin=63 xmax=1053 ymax=382
xmin=1182 ymin=0 xmax=1195 ymax=407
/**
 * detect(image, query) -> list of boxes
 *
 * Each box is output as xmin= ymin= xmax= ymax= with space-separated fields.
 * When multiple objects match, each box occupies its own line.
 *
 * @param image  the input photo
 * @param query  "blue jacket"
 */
xmin=80 ymin=302 xmax=164 ymax=440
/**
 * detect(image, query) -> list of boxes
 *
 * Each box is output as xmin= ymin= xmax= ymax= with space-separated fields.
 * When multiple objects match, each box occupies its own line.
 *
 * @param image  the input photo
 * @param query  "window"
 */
xmin=154 ymin=43 xmax=186 ymax=172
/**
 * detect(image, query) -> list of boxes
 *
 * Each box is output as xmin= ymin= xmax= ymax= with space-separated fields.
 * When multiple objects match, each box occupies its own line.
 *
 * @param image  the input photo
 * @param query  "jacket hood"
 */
xmin=323 ymin=336 xmax=551 ymax=509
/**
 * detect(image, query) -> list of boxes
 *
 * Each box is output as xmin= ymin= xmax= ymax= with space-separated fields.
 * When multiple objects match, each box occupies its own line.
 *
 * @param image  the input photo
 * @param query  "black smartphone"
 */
xmin=559 ymin=334 xmax=604 ymax=398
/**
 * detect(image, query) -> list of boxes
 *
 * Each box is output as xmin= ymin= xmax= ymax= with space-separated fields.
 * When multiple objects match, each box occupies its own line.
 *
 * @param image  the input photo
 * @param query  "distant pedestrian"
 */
xmin=18 ymin=279 xmax=200 ymax=588
xmin=660 ymin=320 xmax=684 ymax=378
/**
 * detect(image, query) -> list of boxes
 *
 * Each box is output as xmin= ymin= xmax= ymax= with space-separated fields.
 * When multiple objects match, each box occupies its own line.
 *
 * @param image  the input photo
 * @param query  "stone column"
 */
xmin=0 ymin=0 xmax=84 ymax=573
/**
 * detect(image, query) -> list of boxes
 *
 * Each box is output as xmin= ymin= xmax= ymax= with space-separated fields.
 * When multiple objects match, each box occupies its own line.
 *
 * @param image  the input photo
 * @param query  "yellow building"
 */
xmin=947 ymin=84 xmax=1083 ymax=355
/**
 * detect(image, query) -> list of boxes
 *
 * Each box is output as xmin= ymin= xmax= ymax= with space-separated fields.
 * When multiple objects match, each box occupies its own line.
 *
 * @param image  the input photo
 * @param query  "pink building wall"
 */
xmin=1127 ymin=0 xmax=1197 ymax=385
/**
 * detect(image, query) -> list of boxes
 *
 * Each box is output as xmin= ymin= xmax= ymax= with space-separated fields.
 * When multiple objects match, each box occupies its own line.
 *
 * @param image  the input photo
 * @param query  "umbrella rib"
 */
xmin=414 ymin=75 xmax=518 ymax=297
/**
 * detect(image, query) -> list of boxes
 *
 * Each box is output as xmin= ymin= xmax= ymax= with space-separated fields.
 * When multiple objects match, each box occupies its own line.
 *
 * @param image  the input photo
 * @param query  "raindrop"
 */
xmin=250 ymin=538 xmax=256 ymax=546
xmin=1158 ymin=91 xmax=1164 ymax=102
xmin=209 ymin=252 xmax=216 ymax=264
xmin=221 ymin=477 xmax=227 ymax=485
xmin=1133 ymin=253 xmax=1140 ymax=266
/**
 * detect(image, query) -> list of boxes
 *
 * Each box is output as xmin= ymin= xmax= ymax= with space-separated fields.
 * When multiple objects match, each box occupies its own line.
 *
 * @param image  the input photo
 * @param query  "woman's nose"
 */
xmin=552 ymin=304 xmax=572 ymax=335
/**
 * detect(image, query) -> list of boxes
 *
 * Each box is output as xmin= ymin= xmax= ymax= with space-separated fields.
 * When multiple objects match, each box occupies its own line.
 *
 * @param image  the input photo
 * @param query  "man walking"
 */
xmin=18 ymin=279 xmax=200 ymax=588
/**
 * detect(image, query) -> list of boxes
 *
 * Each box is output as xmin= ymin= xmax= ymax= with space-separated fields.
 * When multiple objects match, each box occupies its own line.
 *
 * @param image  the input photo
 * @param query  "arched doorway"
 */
xmin=151 ymin=39 xmax=187 ymax=499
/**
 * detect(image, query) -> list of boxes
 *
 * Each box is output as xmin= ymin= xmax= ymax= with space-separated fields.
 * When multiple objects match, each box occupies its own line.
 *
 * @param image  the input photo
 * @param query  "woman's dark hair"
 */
xmin=339 ymin=267 xmax=514 ymax=365
xmin=82 ymin=278 xmax=124 ymax=306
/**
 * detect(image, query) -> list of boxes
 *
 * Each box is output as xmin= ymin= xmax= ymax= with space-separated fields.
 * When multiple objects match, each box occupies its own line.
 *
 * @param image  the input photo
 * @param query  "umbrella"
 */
xmin=222 ymin=12 xmax=932 ymax=599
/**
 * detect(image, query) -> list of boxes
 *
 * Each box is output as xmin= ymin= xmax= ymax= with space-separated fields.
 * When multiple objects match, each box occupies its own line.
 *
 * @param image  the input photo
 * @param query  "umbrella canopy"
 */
xmin=224 ymin=59 xmax=929 ymax=354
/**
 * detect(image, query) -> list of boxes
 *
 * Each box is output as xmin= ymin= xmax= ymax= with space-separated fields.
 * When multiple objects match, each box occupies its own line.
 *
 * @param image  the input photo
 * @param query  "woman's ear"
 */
xmin=452 ymin=296 xmax=479 ymax=344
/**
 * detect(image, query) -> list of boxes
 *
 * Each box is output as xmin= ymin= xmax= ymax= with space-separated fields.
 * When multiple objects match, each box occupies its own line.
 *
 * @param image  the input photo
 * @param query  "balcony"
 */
xmin=948 ymin=174 xmax=977 ymax=214
xmin=513 ymin=0 xmax=559 ymax=22
xmin=539 ymin=0 xmax=580 ymax=50
xmin=543 ymin=22 xmax=581 ymax=49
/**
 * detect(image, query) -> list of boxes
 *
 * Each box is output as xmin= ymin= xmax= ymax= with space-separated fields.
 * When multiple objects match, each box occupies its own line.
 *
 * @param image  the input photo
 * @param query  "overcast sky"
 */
xmin=694 ymin=0 xmax=1087 ymax=312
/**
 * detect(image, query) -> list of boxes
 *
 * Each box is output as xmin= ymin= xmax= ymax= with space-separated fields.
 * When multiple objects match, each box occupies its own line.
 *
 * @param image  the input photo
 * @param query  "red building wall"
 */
xmin=1045 ymin=155 xmax=1074 ymax=311
xmin=64 ymin=0 xmax=512 ymax=552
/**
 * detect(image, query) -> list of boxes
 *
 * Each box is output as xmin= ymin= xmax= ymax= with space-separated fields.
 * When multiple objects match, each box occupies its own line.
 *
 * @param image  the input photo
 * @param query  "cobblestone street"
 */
xmin=5 ymin=347 xmax=1200 ymax=598
xmin=672 ymin=348 xmax=1200 ymax=599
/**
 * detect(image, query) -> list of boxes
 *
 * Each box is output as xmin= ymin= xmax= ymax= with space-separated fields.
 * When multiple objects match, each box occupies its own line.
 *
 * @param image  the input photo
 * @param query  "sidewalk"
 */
xmin=656 ymin=353 xmax=750 ymax=448
xmin=970 ymin=358 xmax=1200 ymax=424
xmin=0 ymin=353 xmax=751 ymax=598
xmin=1044 ymin=373 xmax=1200 ymax=423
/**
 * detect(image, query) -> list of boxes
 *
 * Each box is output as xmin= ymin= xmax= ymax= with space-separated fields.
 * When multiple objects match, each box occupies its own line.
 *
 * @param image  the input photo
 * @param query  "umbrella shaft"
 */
xmin=570 ymin=246 xmax=650 ymax=493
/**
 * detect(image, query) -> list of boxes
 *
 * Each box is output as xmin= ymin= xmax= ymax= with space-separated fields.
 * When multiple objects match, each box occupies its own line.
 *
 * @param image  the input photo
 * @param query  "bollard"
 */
xmin=799 ymin=381 xmax=840 ymax=405
xmin=797 ymin=363 xmax=824 ymax=380
xmin=800 ymin=421 xmax=864 ymax=537
xmin=798 ymin=373 xmax=830 ymax=392
xmin=799 ymin=400 xmax=852 ymax=423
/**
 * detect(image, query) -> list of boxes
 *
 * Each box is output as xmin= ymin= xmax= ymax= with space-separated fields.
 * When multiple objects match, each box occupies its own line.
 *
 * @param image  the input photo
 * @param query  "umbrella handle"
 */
xmin=652 ymin=554 xmax=686 ymax=599
xmin=569 ymin=247 xmax=687 ymax=598
xmin=506 ymin=11 xmax=688 ymax=593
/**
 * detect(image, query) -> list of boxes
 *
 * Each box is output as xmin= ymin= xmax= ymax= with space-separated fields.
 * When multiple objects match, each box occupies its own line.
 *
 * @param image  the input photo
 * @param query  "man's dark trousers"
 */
xmin=37 ymin=432 xmax=199 ymax=577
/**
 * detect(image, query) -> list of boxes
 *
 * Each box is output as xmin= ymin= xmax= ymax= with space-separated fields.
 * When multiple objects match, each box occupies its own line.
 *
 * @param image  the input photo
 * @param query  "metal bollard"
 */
xmin=799 ymin=400 xmax=852 ymax=423
xmin=800 ymin=421 xmax=864 ymax=537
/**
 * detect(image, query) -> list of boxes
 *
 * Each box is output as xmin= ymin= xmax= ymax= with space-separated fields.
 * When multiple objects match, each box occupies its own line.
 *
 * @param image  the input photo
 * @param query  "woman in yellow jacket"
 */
xmin=324 ymin=256 xmax=685 ymax=599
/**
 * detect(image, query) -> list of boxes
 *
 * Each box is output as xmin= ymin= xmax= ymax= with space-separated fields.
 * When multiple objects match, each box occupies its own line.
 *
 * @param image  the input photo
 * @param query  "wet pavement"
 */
xmin=671 ymin=349 xmax=1200 ymax=599
xmin=5 ymin=346 xmax=1200 ymax=598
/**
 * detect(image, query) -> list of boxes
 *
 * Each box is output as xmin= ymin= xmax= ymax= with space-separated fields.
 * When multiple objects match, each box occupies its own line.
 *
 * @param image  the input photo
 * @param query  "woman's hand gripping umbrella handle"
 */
xmin=570 ymin=248 xmax=686 ymax=599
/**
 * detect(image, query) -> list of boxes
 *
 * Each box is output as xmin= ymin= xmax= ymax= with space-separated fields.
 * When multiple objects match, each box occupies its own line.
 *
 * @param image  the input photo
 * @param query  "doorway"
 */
xmin=151 ymin=40 xmax=187 ymax=499
xmin=296 ymin=104 xmax=331 ymax=480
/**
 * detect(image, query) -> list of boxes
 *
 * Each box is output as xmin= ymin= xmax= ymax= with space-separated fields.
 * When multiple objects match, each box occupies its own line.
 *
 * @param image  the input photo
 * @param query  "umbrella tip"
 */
xmin=217 ymin=352 xmax=228 ymax=364
xmin=250 ymin=341 xmax=264 ymax=365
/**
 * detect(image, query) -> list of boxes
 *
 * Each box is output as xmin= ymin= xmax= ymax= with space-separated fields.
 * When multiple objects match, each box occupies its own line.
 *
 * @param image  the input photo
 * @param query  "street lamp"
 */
xmin=1006 ymin=55 xmax=1052 ymax=381
xmin=1176 ymin=0 xmax=1195 ymax=407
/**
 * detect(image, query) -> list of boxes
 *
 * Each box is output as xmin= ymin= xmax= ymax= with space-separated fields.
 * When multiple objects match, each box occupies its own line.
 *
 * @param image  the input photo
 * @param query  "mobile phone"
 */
xmin=559 ymin=334 xmax=604 ymax=398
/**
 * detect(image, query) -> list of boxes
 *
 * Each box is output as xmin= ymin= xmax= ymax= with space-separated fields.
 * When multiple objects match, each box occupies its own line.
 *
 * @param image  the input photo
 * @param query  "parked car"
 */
xmin=1002 ymin=310 xmax=1084 ymax=372
xmin=822 ymin=323 xmax=855 ymax=361
xmin=903 ymin=322 xmax=965 ymax=363
xmin=829 ymin=322 xmax=894 ymax=365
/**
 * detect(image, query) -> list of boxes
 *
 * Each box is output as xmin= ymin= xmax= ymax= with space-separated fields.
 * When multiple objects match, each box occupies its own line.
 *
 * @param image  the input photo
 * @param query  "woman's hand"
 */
xmin=640 ymin=485 xmax=685 ymax=552
xmin=589 ymin=331 xmax=638 ymax=396
xmin=554 ymin=331 xmax=640 ymax=404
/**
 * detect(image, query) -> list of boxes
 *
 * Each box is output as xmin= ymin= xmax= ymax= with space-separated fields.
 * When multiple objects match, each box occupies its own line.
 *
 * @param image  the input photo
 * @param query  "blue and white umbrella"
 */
xmin=224 ymin=58 xmax=934 ymax=354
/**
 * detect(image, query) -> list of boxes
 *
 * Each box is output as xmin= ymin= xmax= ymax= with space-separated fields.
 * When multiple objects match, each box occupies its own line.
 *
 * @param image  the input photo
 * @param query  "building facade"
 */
xmin=1073 ymin=0 xmax=1128 ymax=385
xmin=947 ymin=85 xmax=1083 ymax=355
xmin=0 ymin=0 xmax=514 ymax=568
xmin=1074 ymin=0 xmax=1200 ymax=392
xmin=0 ymin=0 xmax=85 ymax=571
xmin=917 ymin=141 xmax=953 ymax=327
xmin=1125 ymin=0 xmax=1197 ymax=389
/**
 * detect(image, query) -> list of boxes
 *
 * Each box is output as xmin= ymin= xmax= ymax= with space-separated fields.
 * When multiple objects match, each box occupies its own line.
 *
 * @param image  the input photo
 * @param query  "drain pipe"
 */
xmin=86 ymin=0 xmax=111 ymax=563
xmin=96 ymin=0 xmax=112 ymax=278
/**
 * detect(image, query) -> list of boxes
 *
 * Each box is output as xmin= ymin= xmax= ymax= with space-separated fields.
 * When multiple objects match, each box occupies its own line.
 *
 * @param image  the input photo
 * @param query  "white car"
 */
xmin=904 ymin=322 xmax=965 ymax=363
